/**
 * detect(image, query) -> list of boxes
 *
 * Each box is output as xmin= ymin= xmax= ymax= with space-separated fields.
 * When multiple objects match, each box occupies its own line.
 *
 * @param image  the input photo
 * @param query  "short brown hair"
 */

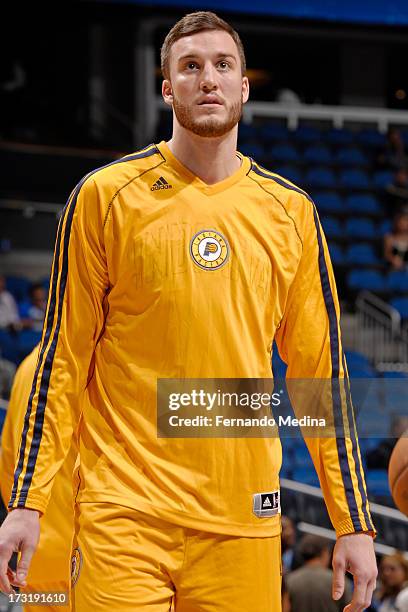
xmin=161 ymin=11 xmax=246 ymax=80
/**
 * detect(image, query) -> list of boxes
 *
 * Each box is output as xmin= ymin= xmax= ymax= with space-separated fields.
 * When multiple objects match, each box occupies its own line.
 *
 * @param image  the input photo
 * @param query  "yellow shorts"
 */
xmin=21 ymin=581 xmax=69 ymax=612
xmin=20 ymin=541 xmax=70 ymax=612
xmin=70 ymin=502 xmax=282 ymax=612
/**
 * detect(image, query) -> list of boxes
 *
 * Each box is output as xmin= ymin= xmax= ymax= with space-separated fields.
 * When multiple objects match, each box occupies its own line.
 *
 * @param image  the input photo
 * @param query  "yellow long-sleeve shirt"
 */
xmin=1 ymin=346 xmax=76 ymax=590
xmin=9 ymin=141 xmax=374 ymax=537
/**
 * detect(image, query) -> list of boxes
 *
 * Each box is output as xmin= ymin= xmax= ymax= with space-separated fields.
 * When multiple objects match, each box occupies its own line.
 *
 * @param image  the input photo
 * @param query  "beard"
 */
xmin=172 ymin=95 xmax=243 ymax=138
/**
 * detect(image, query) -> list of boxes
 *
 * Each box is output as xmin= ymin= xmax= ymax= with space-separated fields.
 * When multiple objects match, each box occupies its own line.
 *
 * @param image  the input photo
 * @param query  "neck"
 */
xmin=166 ymin=123 xmax=240 ymax=185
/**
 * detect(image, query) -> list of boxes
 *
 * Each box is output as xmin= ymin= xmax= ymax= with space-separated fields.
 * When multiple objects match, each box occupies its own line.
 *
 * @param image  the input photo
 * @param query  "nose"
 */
xmin=200 ymin=62 xmax=217 ymax=92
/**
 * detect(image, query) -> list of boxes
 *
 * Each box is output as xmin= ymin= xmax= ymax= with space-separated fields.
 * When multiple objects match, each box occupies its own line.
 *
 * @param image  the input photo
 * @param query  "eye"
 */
xmin=218 ymin=60 xmax=230 ymax=70
xmin=186 ymin=62 xmax=198 ymax=70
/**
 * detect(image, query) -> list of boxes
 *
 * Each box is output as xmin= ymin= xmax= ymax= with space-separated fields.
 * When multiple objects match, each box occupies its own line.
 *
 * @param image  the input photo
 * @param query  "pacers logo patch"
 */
xmin=253 ymin=490 xmax=281 ymax=518
xmin=190 ymin=230 xmax=229 ymax=270
xmin=70 ymin=547 xmax=83 ymax=587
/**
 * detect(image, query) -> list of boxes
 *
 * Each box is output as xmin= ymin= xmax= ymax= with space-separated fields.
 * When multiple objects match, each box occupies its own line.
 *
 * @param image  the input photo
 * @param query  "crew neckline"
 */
xmin=157 ymin=140 xmax=250 ymax=195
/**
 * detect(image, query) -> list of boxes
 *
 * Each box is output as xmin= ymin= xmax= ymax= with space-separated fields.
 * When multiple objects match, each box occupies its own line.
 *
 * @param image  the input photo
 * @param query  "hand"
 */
xmin=332 ymin=533 xmax=377 ymax=612
xmin=0 ymin=508 xmax=40 ymax=594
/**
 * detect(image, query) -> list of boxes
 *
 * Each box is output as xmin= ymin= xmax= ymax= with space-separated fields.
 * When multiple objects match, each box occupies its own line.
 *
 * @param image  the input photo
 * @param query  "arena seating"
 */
xmin=238 ymin=122 xmax=408 ymax=320
xmin=272 ymin=346 xmax=406 ymax=506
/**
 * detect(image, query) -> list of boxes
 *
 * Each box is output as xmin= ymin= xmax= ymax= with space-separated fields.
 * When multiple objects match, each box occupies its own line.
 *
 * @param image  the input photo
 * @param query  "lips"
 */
xmin=198 ymin=96 xmax=222 ymax=105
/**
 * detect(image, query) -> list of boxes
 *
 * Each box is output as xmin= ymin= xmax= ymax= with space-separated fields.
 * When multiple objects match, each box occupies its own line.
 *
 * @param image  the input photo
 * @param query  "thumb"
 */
xmin=16 ymin=544 xmax=35 ymax=585
xmin=332 ymin=561 xmax=345 ymax=601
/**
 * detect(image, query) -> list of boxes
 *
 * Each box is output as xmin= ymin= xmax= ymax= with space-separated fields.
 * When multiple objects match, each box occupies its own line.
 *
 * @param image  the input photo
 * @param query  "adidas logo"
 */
xmin=151 ymin=176 xmax=173 ymax=191
xmin=262 ymin=497 xmax=272 ymax=508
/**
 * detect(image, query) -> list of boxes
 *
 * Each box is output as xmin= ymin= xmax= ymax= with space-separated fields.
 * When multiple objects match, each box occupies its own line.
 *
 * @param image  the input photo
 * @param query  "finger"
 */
xmin=363 ymin=577 xmax=377 ymax=611
xmin=347 ymin=575 xmax=369 ymax=612
xmin=0 ymin=553 xmax=13 ymax=594
xmin=16 ymin=543 xmax=35 ymax=586
xmin=7 ymin=567 xmax=20 ymax=589
xmin=332 ymin=559 xmax=345 ymax=600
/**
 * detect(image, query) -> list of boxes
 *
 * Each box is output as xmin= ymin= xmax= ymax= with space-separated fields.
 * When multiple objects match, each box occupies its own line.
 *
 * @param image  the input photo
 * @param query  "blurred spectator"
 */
xmin=377 ymin=129 xmax=408 ymax=171
xmin=367 ymin=416 xmax=408 ymax=470
xmin=384 ymin=212 xmax=408 ymax=270
xmin=20 ymin=283 xmax=46 ymax=332
xmin=385 ymin=168 xmax=408 ymax=212
xmin=276 ymin=88 xmax=302 ymax=106
xmin=0 ymin=359 xmax=16 ymax=399
xmin=286 ymin=534 xmax=352 ymax=612
xmin=282 ymin=515 xmax=297 ymax=573
xmin=282 ymin=574 xmax=291 ymax=612
xmin=376 ymin=553 xmax=408 ymax=611
xmin=0 ymin=275 xmax=20 ymax=332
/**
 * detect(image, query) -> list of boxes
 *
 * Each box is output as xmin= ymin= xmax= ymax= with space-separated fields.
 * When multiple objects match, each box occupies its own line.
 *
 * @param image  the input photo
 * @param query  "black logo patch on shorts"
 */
xmin=253 ymin=490 xmax=281 ymax=517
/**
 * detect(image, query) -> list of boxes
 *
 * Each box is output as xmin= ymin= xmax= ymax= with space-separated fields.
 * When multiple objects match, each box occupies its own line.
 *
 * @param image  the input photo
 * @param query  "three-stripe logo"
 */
xmin=151 ymin=176 xmax=173 ymax=191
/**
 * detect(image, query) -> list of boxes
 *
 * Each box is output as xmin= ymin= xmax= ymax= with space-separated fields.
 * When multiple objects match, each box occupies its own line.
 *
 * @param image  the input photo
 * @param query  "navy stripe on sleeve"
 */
xmin=250 ymin=159 xmax=366 ymax=531
xmin=9 ymin=203 xmax=69 ymax=506
xmin=342 ymin=352 xmax=374 ymax=531
xmin=312 ymin=206 xmax=363 ymax=531
xmin=12 ymin=146 xmax=159 ymax=507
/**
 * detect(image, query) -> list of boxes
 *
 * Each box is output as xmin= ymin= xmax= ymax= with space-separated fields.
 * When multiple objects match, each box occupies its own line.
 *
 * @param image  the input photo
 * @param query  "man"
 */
xmin=0 ymin=345 xmax=76 ymax=611
xmin=0 ymin=11 xmax=377 ymax=611
xmin=286 ymin=534 xmax=353 ymax=612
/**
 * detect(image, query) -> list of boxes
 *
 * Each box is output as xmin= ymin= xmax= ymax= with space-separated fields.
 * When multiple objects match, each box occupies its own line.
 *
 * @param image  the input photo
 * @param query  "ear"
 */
xmin=162 ymin=79 xmax=173 ymax=107
xmin=242 ymin=76 xmax=249 ymax=104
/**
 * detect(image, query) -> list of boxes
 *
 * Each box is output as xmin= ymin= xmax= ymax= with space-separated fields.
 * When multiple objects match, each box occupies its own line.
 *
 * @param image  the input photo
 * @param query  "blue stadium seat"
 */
xmin=239 ymin=142 xmax=264 ymax=158
xmin=373 ymin=170 xmax=393 ymax=189
xmin=274 ymin=165 xmax=303 ymax=184
xmin=345 ymin=244 xmax=380 ymax=266
xmin=401 ymin=130 xmax=408 ymax=148
xmin=292 ymin=126 xmax=322 ymax=143
xmin=390 ymin=297 xmax=408 ymax=319
xmin=304 ymin=145 xmax=333 ymax=164
xmin=347 ymin=364 xmax=377 ymax=378
xmin=366 ymin=469 xmax=391 ymax=498
xmin=329 ymin=243 xmax=345 ymax=266
xmin=339 ymin=169 xmax=371 ymax=189
xmin=345 ymin=218 xmax=376 ymax=240
xmin=359 ymin=437 xmax=386 ymax=453
xmin=388 ymin=271 xmax=408 ymax=293
xmin=281 ymin=437 xmax=297 ymax=452
xmin=40 ymin=276 xmax=50 ymax=293
xmin=269 ymin=143 xmax=300 ymax=163
xmin=292 ymin=467 xmax=320 ymax=487
xmin=335 ymin=147 xmax=369 ymax=166
xmin=18 ymin=329 xmax=42 ymax=362
xmin=293 ymin=447 xmax=314 ymax=468
xmin=305 ymin=167 xmax=336 ymax=188
xmin=321 ymin=217 xmax=343 ymax=239
xmin=0 ymin=329 xmax=19 ymax=363
xmin=326 ymin=128 xmax=354 ymax=145
xmin=345 ymin=194 xmax=383 ymax=216
xmin=279 ymin=464 xmax=293 ymax=479
xmin=0 ymin=407 xmax=6 ymax=435
xmin=314 ymin=191 xmax=343 ymax=214
xmin=5 ymin=276 xmax=31 ymax=303
xmin=347 ymin=269 xmax=388 ymax=293
xmin=272 ymin=346 xmax=287 ymax=378
xmin=344 ymin=350 xmax=372 ymax=368
xmin=356 ymin=130 xmax=386 ymax=147
xmin=378 ymin=219 xmax=392 ymax=235
xmin=260 ymin=124 xmax=290 ymax=142
xmin=382 ymin=370 xmax=408 ymax=378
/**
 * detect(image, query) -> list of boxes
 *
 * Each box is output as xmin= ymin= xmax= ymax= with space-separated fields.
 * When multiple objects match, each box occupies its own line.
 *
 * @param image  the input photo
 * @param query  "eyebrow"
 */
xmin=177 ymin=53 xmax=237 ymax=63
